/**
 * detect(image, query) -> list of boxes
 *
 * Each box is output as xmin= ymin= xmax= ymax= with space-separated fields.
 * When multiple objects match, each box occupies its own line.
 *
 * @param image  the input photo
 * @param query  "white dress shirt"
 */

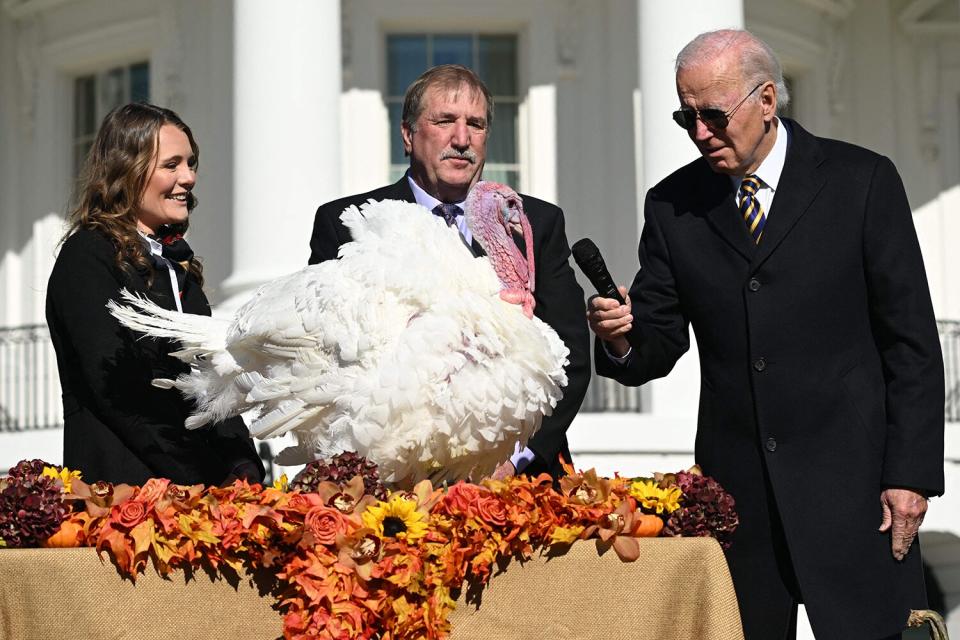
xmin=407 ymin=174 xmax=473 ymax=244
xmin=139 ymin=232 xmax=184 ymax=313
xmin=730 ymin=116 xmax=790 ymax=218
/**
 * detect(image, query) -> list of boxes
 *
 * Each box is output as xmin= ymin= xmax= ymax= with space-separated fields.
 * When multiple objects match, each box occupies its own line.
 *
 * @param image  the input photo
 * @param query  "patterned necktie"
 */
xmin=739 ymin=175 xmax=766 ymax=244
xmin=432 ymin=203 xmax=462 ymax=227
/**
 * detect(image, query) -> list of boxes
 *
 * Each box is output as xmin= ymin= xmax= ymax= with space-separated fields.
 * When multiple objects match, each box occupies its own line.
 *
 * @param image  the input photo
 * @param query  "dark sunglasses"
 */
xmin=672 ymin=82 xmax=764 ymax=131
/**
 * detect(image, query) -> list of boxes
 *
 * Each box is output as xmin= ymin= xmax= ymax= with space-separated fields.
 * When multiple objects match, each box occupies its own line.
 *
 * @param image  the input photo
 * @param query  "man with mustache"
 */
xmin=308 ymin=64 xmax=590 ymax=480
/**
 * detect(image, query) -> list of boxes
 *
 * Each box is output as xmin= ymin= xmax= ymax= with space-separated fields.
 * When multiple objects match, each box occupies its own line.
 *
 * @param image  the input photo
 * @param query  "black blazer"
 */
xmin=309 ymin=178 xmax=591 ymax=478
xmin=597 ymin=120 xmax=944 ymax=639
xmin=46 ymin=227 xmax=264 ymax=486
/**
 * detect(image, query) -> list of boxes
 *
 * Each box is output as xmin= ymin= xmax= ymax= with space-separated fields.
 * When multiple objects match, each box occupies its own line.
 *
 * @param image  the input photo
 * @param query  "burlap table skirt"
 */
xmin=0 ymin=537 xmax=743 ymax=640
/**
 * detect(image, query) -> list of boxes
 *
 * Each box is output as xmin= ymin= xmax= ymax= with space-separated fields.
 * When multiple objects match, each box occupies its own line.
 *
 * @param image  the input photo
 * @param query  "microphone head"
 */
xmin=571 ymin=238 xmax=600 ymax=265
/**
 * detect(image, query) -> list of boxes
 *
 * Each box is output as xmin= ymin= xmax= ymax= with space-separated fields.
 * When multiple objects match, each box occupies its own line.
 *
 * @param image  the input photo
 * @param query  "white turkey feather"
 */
xmin=110 ymin=197 xmax=569 ymax=484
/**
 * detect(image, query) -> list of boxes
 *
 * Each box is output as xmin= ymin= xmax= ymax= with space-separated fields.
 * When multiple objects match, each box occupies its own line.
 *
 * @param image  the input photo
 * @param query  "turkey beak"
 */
xmin=501 ymin=199 xmax=522 ymax=236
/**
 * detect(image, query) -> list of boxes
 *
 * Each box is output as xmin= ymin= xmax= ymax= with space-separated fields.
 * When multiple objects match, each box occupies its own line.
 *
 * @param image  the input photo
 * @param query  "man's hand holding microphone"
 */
xmin=572 ymin=239 xmax=634 ymax=359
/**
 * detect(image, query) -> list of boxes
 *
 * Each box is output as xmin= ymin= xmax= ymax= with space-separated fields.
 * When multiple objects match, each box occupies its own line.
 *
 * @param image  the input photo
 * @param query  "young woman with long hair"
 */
xmin=46 ymin=103 xmax=263 ymax=486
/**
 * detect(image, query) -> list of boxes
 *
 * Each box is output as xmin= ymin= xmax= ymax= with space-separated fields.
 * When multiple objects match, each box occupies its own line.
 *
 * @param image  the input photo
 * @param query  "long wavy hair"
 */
xmin=64 ymin=102 xmax=204 ymax=287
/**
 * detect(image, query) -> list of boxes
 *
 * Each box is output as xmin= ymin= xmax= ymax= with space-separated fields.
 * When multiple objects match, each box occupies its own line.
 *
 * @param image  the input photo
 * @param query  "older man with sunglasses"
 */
xmin=589 ymin=29 xmax=943 ymax=640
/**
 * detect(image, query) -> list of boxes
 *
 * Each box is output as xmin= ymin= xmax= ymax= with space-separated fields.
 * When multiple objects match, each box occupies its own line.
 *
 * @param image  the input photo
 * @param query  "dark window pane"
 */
xmin=487 ymin=103 xmax=516 ymax=164
xmin=478 ymin=36 xmax=517 ymax=95
xmin=129 ymin=62 xmax=150 ymax=103
xmin=388 ymin=35 xmax=428 ymax=96
xmin=74 ymin=76 xmax=96 ymax=136
xmin=100 ymin=66 xmax=126 ymax=113
xmin=388 ymin=102 xmax=407 ymax=164
xmin=432 ymin=35 xmax=472 ymax=68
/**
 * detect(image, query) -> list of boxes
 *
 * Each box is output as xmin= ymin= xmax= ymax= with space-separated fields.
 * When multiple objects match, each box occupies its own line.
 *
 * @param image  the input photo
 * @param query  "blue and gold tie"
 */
xmin=432 ymin=203 xmax=462 ymax=227
xmin=739 ymin=175 xmax=766 ymax=244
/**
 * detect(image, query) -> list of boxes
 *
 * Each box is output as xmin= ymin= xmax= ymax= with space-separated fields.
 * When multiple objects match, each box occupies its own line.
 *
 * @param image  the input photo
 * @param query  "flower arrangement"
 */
xmin=0 ymin=457 xmax=737 ymax=640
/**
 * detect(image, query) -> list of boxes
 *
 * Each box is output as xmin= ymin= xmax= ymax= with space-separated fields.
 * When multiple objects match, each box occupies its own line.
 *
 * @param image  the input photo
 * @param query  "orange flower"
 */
xmin=67 ymin=479 xmax=136 ymax=518
xmin=303 ymin=506 xmax=349 ymax=546
xmin=336 ymin=529 xmax=382 ymax=580
xmin=594 ymin=501 xmax=640 ymax=562
xmin=559 ymin=468 xmax=612 ymax=505
xmin=112 ymin=500 xmax=148 ymax=530
xmin=135 ymin=478 xmax=170 ymax=505
xmin=439 ymin=482 xmax=482 ymax=517
xmin=474 ymin=495 xmax=508 ymax=527
xmin=158 ymin=483 xmax=204 ymax=511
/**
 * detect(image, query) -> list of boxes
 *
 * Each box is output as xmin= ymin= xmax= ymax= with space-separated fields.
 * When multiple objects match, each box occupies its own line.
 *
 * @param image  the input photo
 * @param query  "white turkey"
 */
xmin=108 ymin=181 xmax=569 ymax=485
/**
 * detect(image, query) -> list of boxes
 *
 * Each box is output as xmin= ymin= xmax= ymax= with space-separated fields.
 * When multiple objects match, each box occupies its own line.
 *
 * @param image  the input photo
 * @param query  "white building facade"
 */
xmin=2 ymin=0 xmax=959 ymax=635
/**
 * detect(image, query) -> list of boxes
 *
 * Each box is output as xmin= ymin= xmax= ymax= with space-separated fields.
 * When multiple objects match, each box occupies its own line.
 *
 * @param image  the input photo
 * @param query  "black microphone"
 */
xmin=571 ymin=238 xmax=626 ymax=305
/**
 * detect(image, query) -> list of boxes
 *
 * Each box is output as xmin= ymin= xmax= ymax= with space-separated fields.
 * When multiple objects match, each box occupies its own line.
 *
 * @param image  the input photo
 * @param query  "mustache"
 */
xmin=440 ymin=148 xmax=478 ymax=163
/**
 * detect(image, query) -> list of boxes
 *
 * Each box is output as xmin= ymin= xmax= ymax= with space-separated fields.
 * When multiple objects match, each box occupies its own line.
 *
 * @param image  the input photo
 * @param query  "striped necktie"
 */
xmin=432 ymin=203 xmax=462 ymax=226
xmin=739 ymin=175 xmax=766 ymax=244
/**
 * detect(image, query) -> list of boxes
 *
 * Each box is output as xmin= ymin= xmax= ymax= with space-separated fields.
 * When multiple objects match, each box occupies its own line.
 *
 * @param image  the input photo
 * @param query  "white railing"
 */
xmin=7 ymin=320 xmax=960 ymax=432
xmin=0 ymin=324 xmax=63 ymax=432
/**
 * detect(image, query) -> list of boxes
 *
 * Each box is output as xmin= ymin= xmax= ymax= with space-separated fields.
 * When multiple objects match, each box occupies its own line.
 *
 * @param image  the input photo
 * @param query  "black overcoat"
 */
xmin=46 ymin=227 xmax=264 ymax=486
xmin=309 ymin=178 xmax=591 ymax=478
xmin=596 ymin=120 xmax=944 ymax=640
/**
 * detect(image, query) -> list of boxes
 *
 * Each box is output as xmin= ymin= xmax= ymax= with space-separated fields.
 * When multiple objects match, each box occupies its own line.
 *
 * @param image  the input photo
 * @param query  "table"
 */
xmin=0 ymin=538 xmax=743 ymax=640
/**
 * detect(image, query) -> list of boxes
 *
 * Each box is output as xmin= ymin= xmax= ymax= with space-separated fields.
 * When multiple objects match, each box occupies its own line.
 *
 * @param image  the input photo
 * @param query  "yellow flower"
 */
xmin=0 ymin=537 xmax=6 ymax=548
xmin=659 ymin=486 xmax=682 ymax=514
xmin=549 ymin=524 xmax=585 ymax=545
xmin=361 ymin=495 xmax=428 ymax=543
xmin=629 ymin=480 xmax=682 ymax=514
xmin=272 ymin=473 xmax=289 ymax=492
xmin=41 ymin=466 xmax=82 ymax=493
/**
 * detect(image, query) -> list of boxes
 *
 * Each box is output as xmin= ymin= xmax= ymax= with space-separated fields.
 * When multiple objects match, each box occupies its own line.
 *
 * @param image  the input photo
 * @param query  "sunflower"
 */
xmin=41 ymin=466 xmax=82 ymax=493
xmin=629 ymin=480 xmax=682 ymax=514
xmin=361 ymin=495 xmax=429 ymax=543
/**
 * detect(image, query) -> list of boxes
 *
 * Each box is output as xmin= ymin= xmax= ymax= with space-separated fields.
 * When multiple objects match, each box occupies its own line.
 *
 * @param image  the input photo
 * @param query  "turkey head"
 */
xmin=464 ymin=181 xmax=536 ymax=318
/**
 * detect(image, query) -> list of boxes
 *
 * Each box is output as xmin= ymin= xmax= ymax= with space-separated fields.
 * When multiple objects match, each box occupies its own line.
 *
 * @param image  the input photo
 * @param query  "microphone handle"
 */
xmin=580 ymin=254 xmax=626 ymax=305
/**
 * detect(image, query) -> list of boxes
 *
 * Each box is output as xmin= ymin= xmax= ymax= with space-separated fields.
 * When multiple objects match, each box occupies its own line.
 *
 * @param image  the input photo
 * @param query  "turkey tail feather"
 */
xmin=107 ymin=289 xmax=245 ymax=430
xmin=106 ymin=289 xmax=221 ymax=352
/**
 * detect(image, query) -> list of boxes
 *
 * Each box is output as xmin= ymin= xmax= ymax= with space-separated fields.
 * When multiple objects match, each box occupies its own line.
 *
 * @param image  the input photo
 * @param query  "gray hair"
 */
xmin=676 ymin=29 xmax=791 ymax=115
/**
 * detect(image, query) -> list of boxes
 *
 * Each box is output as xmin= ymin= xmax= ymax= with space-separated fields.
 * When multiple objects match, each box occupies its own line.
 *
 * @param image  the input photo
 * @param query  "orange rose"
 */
xmin=474 ymin=495 xmax=508 ymax=527
xmin=113 ymin=500 xmax=148 ymax=529
xmin=304 ymin=506 xmax=348 ymax=545
xmin=284 ymin=493 xmax=322 ymax=513
xmin=136 ymin=478 xmax=170 ymax=505
xmin=441 ymin=482 xmax=482 ymax=517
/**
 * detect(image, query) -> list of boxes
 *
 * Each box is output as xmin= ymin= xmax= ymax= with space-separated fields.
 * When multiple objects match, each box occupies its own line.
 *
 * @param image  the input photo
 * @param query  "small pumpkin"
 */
xmin=633 ymin=513 xmax=664 ymax=538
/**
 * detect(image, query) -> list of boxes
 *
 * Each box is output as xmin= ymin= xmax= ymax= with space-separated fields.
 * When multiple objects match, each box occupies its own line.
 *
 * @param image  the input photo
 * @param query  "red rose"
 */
xmin=304 ymin=506 xmax=348 ymax=545
xmin=442 ymin=482 xmax=482 ymax=516
xmin=136 ymin=478 xmax=170 ymax=506
xmin=113 ymin=500 xmax=148 ymax=529
xmin=474 ymin=495 xmax=508 ymax=527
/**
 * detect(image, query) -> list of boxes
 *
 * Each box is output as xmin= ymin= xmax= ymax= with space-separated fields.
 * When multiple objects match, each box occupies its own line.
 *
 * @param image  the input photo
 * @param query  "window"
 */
xmin=386 ymin=34 xmax=519 ymax=187
xmin=73 ymin=61 xmax=150 ymax=173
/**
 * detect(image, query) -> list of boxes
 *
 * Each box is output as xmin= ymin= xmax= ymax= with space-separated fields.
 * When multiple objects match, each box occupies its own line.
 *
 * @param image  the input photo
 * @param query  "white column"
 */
xmin=638 ymin=1 xmax=743 ymax=191
xmin=636 ymin=3 xmax=743 ymax=417
xmin=220 ymin=0 xmax=341 ymax=308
